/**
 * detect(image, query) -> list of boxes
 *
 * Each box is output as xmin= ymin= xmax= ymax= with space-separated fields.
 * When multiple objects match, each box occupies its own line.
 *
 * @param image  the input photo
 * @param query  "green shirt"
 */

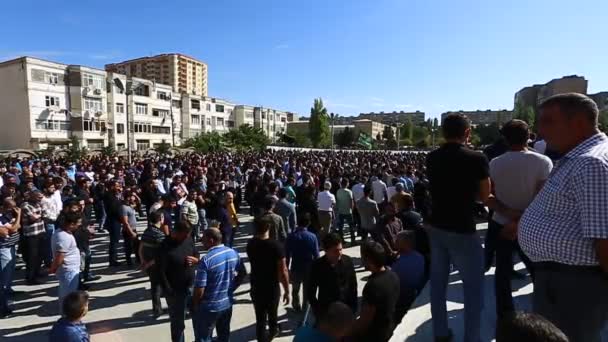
xmin=180 ymin=200 xmax=199 ymax=225
xmin=336 ymin=188 xmax=354 ymax=215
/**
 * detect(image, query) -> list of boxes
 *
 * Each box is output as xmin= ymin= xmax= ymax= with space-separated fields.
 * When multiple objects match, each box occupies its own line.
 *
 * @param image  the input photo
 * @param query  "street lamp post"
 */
xmin=113 ymin=78 xmax=134 ymax=163
xmin=330 ymin=112 xmax=335 ymax=153
xmin=168 ymin=94 xmax=176 ymax=146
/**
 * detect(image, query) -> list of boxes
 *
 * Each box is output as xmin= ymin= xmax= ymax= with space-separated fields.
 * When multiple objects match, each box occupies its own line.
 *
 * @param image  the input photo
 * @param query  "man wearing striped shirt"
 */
xmin=21 ymin=190 xmax=46 ymax=285
xmin=192 ymin=228 xmax=246 ymax=342
xmin=519 ymin=93 xmax=608 ymax=342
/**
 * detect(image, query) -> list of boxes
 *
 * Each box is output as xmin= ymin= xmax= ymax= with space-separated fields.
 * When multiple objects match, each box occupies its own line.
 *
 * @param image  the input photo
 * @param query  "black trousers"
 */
xmin=251 ymin=288 xmax=280 ymax=342
xmin=147 ymin=266 xmax=163 ymax=313
xmin=492 ymin=220 xmax=534 ymax=318
xmin=122 ymin=231 xmax=140 ymax=264
xmin=24 ymin=234 xmax=45 ymax=282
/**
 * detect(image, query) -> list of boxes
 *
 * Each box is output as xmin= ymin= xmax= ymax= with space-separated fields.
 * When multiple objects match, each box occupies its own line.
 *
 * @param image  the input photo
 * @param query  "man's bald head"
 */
xmin=203 ymin=228 xmax=223 ymax=248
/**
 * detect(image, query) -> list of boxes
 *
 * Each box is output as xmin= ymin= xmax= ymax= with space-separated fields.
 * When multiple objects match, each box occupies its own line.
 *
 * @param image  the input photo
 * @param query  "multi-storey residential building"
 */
xmin=107 ymin=74 xmax=182 ymax=151
xmin=286 ymin=119 xmax=394 ymax=141
xmin=106 ymin=53 xmax=208 ymax=97
xmin=233 ymin=105 xmax=255 ymax=128
xmin=514 ymin=75 xmax=589 ymax=110
xmin=441 ymin=110 xmax=513 ymax=126
xmin=357 ymin=111 xmax=425 ymax=125
xmin=254 ymin=107 xmax=288 ymax=142
xmin=181 ymin=95 xmax=235 ymax=140
xmin=0 ymin=57 xmax=110 ymax=150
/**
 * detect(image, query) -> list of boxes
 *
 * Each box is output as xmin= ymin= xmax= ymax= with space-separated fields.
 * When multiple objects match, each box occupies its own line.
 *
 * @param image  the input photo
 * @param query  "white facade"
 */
xmin=0 ymin=56 xmax=298 ymax=150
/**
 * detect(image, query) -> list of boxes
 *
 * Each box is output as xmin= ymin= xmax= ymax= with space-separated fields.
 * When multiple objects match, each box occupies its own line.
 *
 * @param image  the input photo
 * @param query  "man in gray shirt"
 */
xmin=121 ymin=193 xmax=140 ymax=266
xmin=357 ymin=186 xmax=379 ymax=241
xmin=260 ymin=197 xmax=287 ymax=242
xmin=274 ymin=188 xmax=297 ymax=234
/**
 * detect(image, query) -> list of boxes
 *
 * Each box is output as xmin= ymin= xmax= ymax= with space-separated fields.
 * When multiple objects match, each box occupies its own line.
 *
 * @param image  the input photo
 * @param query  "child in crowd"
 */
xmin=49 ymin=291 xmax=90 ymax=342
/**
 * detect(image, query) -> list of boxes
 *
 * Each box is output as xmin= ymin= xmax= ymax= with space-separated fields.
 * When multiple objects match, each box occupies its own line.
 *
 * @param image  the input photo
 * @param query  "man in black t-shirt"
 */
xmin=246 ymin=217 xmax=290 ymax=342
xmin=156 ymin=221 xmax=198 ymax=342
xmin=426 ymin=114 xmax=491 ymax=342
xmin=350 ymin=240 xmax=399 ymax=342
xmin=103 ymin=180 xmax=124 ymax=267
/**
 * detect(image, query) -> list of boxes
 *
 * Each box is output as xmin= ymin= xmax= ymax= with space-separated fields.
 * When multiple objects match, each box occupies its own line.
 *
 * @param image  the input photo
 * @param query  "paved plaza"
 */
xmin=1 ymin=213 xmax=537 ymax=342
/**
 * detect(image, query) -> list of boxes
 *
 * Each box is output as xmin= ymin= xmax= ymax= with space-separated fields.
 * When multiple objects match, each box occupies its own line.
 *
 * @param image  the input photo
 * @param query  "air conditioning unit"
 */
xmin=95 ymin=111 xmax=103 ymax=117
xmin=94 ymin=88 xmax=102 ymax=95
xmin=83 ymin=87 xmax=90 ymax=95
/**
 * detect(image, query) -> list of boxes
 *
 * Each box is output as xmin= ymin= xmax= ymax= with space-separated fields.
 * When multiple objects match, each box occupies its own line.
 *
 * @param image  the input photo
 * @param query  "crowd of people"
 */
xmin=0 ymin=92 xmax=607 ymax=342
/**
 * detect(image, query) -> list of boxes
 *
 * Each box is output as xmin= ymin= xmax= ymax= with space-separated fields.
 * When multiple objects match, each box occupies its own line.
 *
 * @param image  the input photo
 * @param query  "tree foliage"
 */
xmin=155 ymin=139 xmax=171 ymax=155
xmin=223 ymin=124 xmax=269 ymax=152
xmin=67 ymin=136 xmax=87 ymax=162
xmin=335 ymin=126 xmax=357 ymax=148
xmin=514 ymin=102 xmax=536 ymax=128
xmin=309 ymin=98 xmax=330 ymax=148
xmin=183 ymin=131 xmax=224 ymax=153
xmin=473 ymin=123 xmax=502 ymax=146
xmin=286 ymin=126 xmax=312 ymax=147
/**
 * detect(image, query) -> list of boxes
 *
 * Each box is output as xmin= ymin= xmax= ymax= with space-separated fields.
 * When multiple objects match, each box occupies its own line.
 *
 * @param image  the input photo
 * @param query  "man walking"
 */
xmin=487 ymin=120 xmax=552 ymax=318
xmin=519 ymin=93 xmax=608 ymax=342
xmin=285 ymin=213 xmax=319 ymax=312
xmin=307 ymin=233 xmax=358 ymax=320
xmin=336 ymin=178 xmax=356 ymax=245
xmin=192 ymin=228 xmax=246 ymax=342
xmin=426 ymin=114 xmax=491 ymax=342
xmin=357 ymin=186 xmax=379 ymax=241
xmin=274 ymin=188 xmax=297 ymax=234
xmin=247 ymin=217 xmax=290 ymax=342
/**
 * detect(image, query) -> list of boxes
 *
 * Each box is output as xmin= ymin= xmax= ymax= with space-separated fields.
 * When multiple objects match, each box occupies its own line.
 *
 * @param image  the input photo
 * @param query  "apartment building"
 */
xmin=106 ymin=53 xmax=208 ymax=97
xmin=181 ymin=95 xmax=235 ymax=140
xmin=233 ymin=105 xmax=255 ymax=128
xmin=254 ymin=107 xmax=289 ymax=142
xmin=514 ymin=75 xmax=589 ymax=110
xmin=0 ymin=57 xmax=110 ymax=150
xmin=441 ymin=110 xmax=513 ymax=126
xmin=107 ymin=73 xmax=182 ymax=151
xmin=357 ymin=111 xmax=426 ymax=125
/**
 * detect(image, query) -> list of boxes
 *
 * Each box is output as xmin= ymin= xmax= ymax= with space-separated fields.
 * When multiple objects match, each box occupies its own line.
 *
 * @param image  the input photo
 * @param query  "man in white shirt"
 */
xmin=371 ymin=176 xmax=388 ymax=206
xmin=351 ymin=177 xmax=366 ymax=239
xmin=487 ymin=120 xmax=553 ymax=319
xmin=317 ymin=181 xmax=336 ymax=240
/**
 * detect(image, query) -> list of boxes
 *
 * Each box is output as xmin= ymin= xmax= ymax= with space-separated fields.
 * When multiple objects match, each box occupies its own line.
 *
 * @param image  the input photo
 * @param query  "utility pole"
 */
xmin=330 ymin=112 xmax=335 ymax=154
xmin=169 ymin=93 xmax=175 ymax=146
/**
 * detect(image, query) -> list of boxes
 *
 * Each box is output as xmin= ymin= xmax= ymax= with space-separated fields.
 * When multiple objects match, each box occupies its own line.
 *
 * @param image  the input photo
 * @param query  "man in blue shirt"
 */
xmin=49 ymin=291 xmax=90 ymax=342
xmin=285 ymin=213 xmax=319 ymax=312
xmin=294 ymin=301 xmax=354 ymax=342
xmin=192 ymin=228 xmax=246 ymax=342
xmin=391 ymin=230 xmax=425 ymax=324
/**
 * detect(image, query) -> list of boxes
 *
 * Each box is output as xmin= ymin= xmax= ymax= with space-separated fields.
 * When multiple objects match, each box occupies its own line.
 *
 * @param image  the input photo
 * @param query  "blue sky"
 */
xmin=1 ymin=0 xmax=606 ymax=119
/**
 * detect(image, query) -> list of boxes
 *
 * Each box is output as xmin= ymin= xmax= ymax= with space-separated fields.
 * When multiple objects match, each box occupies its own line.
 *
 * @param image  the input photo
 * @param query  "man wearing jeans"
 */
xmin=285 ymin=213 xmax=319 ymax=312
xmin=21 ymin=190 xmax=46 ymax=285
xmin=49 ymin=212 xmax=82 ymax=313
xmin=0 ymin=199 xmax=20 ymax=318
xmin=335 ymin=178 xmax=355 ymax=245
xmin=192 ymin=228 xmax=246 ymax=342
xmin=426 ymin=114 xmax=491 ymax=342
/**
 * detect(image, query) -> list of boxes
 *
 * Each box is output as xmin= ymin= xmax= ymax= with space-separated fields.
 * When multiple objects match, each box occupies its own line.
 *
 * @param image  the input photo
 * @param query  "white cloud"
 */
xmin=273 ymin=43 xmax=290 ymax=50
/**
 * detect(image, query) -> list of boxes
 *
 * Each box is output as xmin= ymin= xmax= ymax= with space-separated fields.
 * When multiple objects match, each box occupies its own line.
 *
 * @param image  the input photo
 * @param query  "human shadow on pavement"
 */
xmin=1 ymin=321 xmax=54 ymax=342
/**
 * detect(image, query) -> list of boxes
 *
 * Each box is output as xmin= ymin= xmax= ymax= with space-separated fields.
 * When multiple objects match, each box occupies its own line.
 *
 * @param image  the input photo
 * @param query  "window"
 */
xmin=136 ymin=140 xmax=150 ymax=150
xmin=152 ymin=109 xmax=169 ymax=117
xmin=172 ymin=100 xmax=182 ymax=108
xmin=206 ymin=103 xmax=211 ymax=111
xmin=227 ymin=120 xmax=235 ymax=128
xmin=226 ymin=109 xmax=232 ymax=115
xmin=216 ymin=104 xmax=224 ymax=113
xmin=269 ymin=115 xmax=274 ymax=121
xmin=246 ymin=111 xmax=254 ymax=118
xmin=191 ymin=100 xmax=200 ymax=110
xmin=134 ymin=85 xmax=149 ymax=96
xmin=133 ymin=122 xmax=152 ymax=133
xmin=116 ymin=103 xmax=124 ymax=113
xmin=87 ymin=140 xmax=104 ymax=149
xmin=45 ymin=72 xmax=59 ymax=84
xmin=135 ymin=103 xmax=148 ymax=115
xmin=82 ymin=74 xmax=104 ymax=89
xmin=217 ymin=118 xmax=224 ymax=126
xmin=35 ymin=119 xmax=69 ymax=131
xmin=152 ymin=126 xmax=171 ymax=134
xmin=117 ymin=143 xmax=125 ymax=150
xmin=281 ymin=117 xmax=286 ymax=122
xmin=45 ymin=96 xmax=60 ymax=107
xmin=84 ymin=98 xmax=103 ymax=113
xmin=206 ymin=118 xmax=211 ymax=126
xmin=83 ymin=119 xmax=106 ymax=132
xmin=157 ymin=91 xmax=168 ymax=100
xmin=191 ymin=115 xmax=201 ymax=125
xmin=116 ymin=123 xmax=125 ymax=134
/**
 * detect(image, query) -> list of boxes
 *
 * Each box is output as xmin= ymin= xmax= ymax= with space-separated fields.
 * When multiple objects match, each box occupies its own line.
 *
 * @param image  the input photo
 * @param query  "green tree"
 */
xmin=184 ymin=132 xmax=223 ymax=153
xmin=67 ymin=136 xmax=87 ymax=162
xmin=335 ymin=126 xmax=357 ymax=148
xmin=382 ymin=125 xmax=397 ymax=150
xmin=309 ymin=98 xmax=330 ymax=148
xmin=514 ymin=102 xmax=536 ymax=128
xmin=155 ymin=139 xmax=171 ymax=155
xmin=599 ymin=109 xmax=608 ymax=132
xmin=101 ymin=145 xmax=116 ymax=158
xmin=473 ymin=123 xmax=502 ymax=146
xmin=286 ymin=126 xmax=312 ymax=147
xmin=223 ymin=124 xmax=269 ymax=152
